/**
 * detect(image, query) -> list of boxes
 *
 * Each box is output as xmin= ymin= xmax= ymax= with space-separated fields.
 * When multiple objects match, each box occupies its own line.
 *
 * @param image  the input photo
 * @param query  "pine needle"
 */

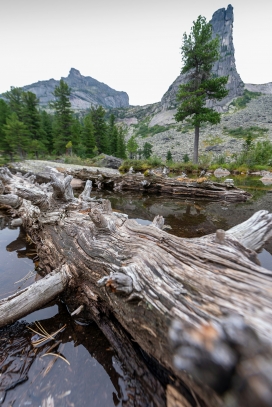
xmin=41 ymin=352 xmax=70 ymax=365
xmin=28 ymin=323 xmax=66 ymax=347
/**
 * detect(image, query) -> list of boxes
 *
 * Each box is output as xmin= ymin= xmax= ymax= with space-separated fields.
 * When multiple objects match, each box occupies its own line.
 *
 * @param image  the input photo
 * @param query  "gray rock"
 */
xmin=214 ymin=168 xmax=231 ymax=178
xmin=161 ymin=5 xmax=244 ymax=111
xmin=4 ymin=68 xmax=129 ymax=110
xmin=94 ymin=155 xmax=123 ymax=169
xmin=205 ymin=145 xmax=223 ymax=152
xmin=245 ymin=83 xmax=272 ymax=94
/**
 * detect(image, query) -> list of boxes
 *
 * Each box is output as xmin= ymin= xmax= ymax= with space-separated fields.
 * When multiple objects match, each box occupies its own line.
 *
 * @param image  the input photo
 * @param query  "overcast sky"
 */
xmin=0 ymin=0 xmax=271 ymax=106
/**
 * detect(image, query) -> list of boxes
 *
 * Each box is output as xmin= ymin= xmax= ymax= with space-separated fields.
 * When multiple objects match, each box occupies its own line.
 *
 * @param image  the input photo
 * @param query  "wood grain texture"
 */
xmin=0 ymin=168 xmax=272 ymax=406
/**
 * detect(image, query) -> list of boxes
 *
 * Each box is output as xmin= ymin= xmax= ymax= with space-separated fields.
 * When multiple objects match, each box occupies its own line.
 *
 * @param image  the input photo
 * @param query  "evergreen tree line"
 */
xmin=0 ymin=79 xmax=127 ymax=160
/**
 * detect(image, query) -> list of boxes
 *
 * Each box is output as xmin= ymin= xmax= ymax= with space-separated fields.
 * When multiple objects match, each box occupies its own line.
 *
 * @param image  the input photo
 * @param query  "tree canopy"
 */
xmin=175 ymin=15 xmax=228 ymax=163
xmin=0 ymin=85 xmax=127 ymax=161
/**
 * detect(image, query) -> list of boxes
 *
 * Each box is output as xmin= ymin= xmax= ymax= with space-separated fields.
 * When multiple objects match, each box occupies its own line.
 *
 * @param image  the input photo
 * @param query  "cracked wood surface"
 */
xmin=0 ymin=167 xmax=272 ymax=407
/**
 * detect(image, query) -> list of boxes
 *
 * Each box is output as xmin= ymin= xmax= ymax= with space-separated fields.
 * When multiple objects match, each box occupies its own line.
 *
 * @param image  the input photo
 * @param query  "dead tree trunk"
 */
xmin=0 ymin=168 xmax=272 ymax=407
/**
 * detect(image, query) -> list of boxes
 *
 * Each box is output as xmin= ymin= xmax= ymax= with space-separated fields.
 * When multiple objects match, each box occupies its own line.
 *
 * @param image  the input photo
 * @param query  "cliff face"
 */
xmin=22 ymin=68 xmax=129 ymax=110
xmin=161 ymin=4 xmax=244 ymax=111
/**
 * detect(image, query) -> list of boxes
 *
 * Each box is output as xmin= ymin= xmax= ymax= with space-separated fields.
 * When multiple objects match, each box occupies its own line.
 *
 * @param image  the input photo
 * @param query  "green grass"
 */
xmin=203 ymin=135 xmax=223 ymax=146
xmin=224 ymin=126 xmax=268 ymax=140
xmin=133 ymin=122 xmax=169 ymax=138
xmin=211 ymin=140 xmax=272 ymax=172
xmin=230 ymin=89 xmax=262 ymax=109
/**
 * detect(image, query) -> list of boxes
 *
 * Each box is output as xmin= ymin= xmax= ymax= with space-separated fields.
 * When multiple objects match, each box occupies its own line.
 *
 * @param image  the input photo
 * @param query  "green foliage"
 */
xmin=127 ymin=136 xmax=139 ymax=159
xmin=3 ymin=113 xmax=30 ymax=159
xmin=3 ymin=87 xmax=24 ymax=120
xmin=107 ymin=114 xmax=127 ymax=158
xmin=119 ymin=159 xmax=151 ymax=173
xmin=230 ymin=89 xmax=262 ymax=109
xmin=198 ymin=153 xmax=212 ymax=167
xmin=116 ymin=126 xmax=127 ymax=159
xmin=212 ymin=140 xmax=272 ymax=171
xmin=119 ymin=156 xmax=163 ymax=173
xmin=0 ymin=86 xmax=125 ymax=162
xmin=212 ymin=154 xmax=226 ymax=165
xmin=167 ymin=161 xmax=199 ymax=172
xmin=225 ymin=126 xmax=268 ymax=139
xmin=147 ymin=155 xmax=163 ymax=167
xmin=21 ymin=91 xmax=42 ymax=141
xmin=175 ymin=15 xmax=228 ymax=163
xmin=166 ymin=150 xmax=173 ymax=162
xmin=0 ymin=100 xmax=11 ymax=156
xmin=183 ymin=153 xmax=190 ymax=163
xmin=135 ymin=122 xmax=168 ymax=138
xmin=40 ymin=110 xmax=53 ymax=152
xmin=204 ymin=135 xmax=223 ymax=146
xmin=143 ymin=142 xmax=153 ymax=159
xmin=82 ymin=113 xmax=96 ymax=157
xmin=51 ymin=80 xmax=74 ymax=154
xmin=90 ymin=106 xmax=110 ymax=154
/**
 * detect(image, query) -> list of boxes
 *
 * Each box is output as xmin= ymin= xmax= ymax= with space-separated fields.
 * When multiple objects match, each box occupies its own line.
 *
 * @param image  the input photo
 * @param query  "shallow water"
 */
xmin=0 ymin=214 xmax=131 ymax=407
xmin=0 ymin=177 xmax=271 ymax=406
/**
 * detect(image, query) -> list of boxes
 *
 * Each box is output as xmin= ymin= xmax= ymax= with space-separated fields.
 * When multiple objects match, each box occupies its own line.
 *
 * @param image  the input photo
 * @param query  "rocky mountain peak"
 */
xmin=161 ymin=4 xmax=244 ymax=111
xmin=68 ymin=68 xmax=82 ymax=78
xmin=7 ymin=69 xmax=130 ymax=111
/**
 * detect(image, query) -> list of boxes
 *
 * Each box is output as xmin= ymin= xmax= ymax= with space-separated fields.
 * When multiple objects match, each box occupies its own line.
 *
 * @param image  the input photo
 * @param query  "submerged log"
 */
xmin=0 ymin=170 xmax=272 ymax=406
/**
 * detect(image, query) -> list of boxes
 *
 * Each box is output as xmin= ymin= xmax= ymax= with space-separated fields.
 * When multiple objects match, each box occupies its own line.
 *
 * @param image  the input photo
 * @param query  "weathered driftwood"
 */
xmin=0 ymin=265 xmax=69 ymax=327
xmin=0 ymin=169 xmax=272 ymax=407
xmin=10 ymin=162 xmax=251 ymax=201
xmin=61 ymin=167 xmax=250 ymax=202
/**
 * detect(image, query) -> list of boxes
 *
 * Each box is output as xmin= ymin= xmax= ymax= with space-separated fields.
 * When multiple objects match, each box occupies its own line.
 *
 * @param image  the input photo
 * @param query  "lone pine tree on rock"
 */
xmin=175 ymin=15 xmax=229 ymax=164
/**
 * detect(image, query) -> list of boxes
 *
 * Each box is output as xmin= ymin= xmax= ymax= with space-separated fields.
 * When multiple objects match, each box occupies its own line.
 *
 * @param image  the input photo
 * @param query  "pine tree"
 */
xmin=82 ymin=113 xmax=96 ymax=157
xmin=143 ymin=142 xmax=153 ymax=159
xmin=40 ymin=110 xmax=54 ymax=153
xmin=166 ymin=150 xmax=173 ymax=162
xmin=90 ymin=106 xmax=110 ymax=154
xmin=3 ymin=87 xmax=24 ymax=120
xmin=108 ymin=114 xmax=119 ymax=156
xmin=21 ymin=91 xmax=42 ymax=141
xmin=0 ymin=100 xmax=11 ymax=158
xmin=175 ymin=15 xmax=228 ymax=163
xmin=116 ymin=126 xmax=127 ymax=159
xmin=127 ymin=136 xmax=138 ymax=159
xmin=3 ymin=113 xmax=30 ymax=159
xmin=50 ymin=79 xmax=74 ymax=154
xmin=70 ymin=117 xmax=82 ymax=155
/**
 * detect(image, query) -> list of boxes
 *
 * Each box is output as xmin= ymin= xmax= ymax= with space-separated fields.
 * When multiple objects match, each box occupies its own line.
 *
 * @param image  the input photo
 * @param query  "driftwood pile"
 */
xmin=0 ymin=166 xmax=272 ymax=407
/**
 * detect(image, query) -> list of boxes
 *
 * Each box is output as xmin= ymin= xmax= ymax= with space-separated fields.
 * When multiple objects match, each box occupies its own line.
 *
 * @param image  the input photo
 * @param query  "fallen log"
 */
xmin=67 ymin=168 xmax=251 ymax=202
xmin=0 ymin=169 xmax=272 ymax=406
xmin=0 ymin=265 xmax=69 ymax=326
xmin=9 ymin=161 xmax=251 ymax=202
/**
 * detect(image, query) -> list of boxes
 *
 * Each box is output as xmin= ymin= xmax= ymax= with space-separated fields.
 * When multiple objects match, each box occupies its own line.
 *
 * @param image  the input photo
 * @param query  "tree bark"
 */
xmin=0 ymin=169 xmax=272 ymax=406
xmin=193 ymin=125 xmax=200 ymax=164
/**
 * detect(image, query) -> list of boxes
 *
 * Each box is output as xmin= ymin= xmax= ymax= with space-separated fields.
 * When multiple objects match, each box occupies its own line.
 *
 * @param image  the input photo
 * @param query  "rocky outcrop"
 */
xmin=245 ymin=83 xmax=272 ymax=94
xmin=161 ymin=5 xmax=244 ymax=111
xmin=22 ymin=68 xmax=129 ymax=110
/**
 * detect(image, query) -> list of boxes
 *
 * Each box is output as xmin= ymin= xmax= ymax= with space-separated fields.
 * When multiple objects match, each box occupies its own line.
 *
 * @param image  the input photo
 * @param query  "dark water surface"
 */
xmin=0 ymin=176 xmax=272 ymax=406
xmin=0 ymin=213 xmax=130 ymax=407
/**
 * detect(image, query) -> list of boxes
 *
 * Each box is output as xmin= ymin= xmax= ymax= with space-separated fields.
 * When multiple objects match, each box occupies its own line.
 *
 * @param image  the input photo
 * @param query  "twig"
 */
xmin=14 ymin=270 xmax=36 ymax=284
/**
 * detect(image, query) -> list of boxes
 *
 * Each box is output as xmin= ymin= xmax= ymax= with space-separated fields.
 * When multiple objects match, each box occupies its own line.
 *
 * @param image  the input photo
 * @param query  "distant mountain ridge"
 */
xmin=21 ymin=68 xmax=129 ymax=110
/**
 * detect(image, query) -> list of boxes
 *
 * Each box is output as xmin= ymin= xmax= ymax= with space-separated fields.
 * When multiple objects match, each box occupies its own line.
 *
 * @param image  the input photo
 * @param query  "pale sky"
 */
xmin=0 ymin=0 xmax=271 ymax=106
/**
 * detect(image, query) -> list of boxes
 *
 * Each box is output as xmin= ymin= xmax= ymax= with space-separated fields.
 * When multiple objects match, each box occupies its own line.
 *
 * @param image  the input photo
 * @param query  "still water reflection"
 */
xmin=0 ymin=213 xmax=130 ymax=407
